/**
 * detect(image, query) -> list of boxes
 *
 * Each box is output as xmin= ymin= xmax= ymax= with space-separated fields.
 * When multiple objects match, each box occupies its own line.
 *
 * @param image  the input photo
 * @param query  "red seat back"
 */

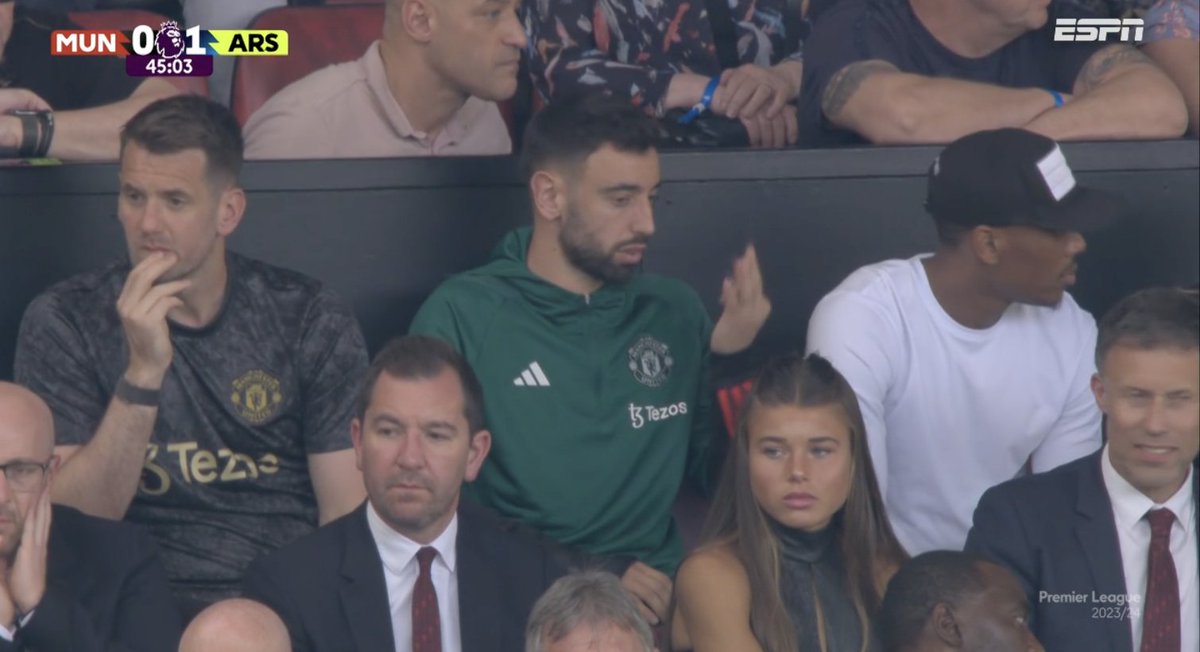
xmin=67 ymin=9 xmax=209 ymax=97
xmin=716 ymin=378 xmax=755 ymax=439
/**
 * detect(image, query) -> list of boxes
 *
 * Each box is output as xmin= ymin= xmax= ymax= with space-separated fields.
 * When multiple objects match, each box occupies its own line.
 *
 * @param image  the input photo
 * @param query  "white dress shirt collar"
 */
xmin=366 ymin=501 xmax=459 ymax=577
xmin=1101 ymin=444 xmax=1198 ymax=652
xmin=1103 ymin=443 xmax=1195 ymax=532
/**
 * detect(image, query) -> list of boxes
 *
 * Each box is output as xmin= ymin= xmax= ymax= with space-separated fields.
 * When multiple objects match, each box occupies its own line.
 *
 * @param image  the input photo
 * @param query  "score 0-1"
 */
xmin=129 ymin=23 xmax=288 ymax=77
xmin=49 ymin=21 xmax=287 ymax=78
xmin=127 ymin=22 xmax=211 ymax=78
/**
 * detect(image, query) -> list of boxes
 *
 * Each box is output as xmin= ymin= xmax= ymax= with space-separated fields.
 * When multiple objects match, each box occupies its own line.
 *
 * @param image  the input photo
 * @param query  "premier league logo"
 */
xmin=154 ymin=21 xmax=184 ymax=59
xmin=628 ymin=336 xmax=673 ymax=388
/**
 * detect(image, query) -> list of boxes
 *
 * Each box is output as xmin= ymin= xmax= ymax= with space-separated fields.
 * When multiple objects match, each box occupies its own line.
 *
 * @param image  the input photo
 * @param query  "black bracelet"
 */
xmin=115 ymin=378 xmax=161 ymax=407
xmin=34 ymin=111 xmax=54 ymax=158
xmin=15 ymin=111 xmax=39 ymax=159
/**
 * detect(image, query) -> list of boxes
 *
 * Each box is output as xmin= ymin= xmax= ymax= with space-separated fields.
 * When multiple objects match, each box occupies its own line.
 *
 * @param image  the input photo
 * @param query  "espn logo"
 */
xmin=1053 ymin=18 xmax=1145 ymax=42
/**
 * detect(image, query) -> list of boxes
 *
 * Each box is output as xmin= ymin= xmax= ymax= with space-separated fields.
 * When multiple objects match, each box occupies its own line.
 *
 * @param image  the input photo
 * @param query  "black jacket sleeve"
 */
xmin=16 ymin=526 xmax=182 ymax=652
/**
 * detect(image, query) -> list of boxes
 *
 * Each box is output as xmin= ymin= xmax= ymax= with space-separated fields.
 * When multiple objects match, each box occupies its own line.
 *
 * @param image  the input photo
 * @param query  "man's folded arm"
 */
xmin=1024 ymin=44 xmax=1188 ymax=140
xmin=821 ymin=60 xmax=1059 ymax=144
xmin=48 ymin=78 xmax=181 ymax=161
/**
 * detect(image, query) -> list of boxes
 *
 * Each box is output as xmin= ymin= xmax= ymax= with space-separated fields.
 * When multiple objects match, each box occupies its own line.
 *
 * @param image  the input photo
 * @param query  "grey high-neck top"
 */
xmin=771 ymin=520 xmax=881 ymax=652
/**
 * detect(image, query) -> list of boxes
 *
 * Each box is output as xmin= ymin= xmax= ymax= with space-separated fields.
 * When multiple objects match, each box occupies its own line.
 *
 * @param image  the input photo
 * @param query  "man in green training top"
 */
xmin=409 ymin=93 xmax=771 ymax=627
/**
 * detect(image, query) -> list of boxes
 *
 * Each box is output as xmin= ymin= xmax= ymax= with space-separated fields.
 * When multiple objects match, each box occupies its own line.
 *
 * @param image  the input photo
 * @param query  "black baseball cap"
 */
xmin=926 ymin=128 xmax=1124 ymax=233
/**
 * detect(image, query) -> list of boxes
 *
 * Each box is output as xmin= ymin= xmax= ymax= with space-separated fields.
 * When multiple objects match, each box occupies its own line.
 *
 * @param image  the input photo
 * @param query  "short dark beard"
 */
xmin=559 ymin=210 xmax=646 ymax=286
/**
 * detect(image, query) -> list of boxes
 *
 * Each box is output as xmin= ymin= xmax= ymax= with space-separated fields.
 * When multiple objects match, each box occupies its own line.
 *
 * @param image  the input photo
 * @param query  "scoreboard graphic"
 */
xmin=51 ymin=21 xmax=288 ymax=77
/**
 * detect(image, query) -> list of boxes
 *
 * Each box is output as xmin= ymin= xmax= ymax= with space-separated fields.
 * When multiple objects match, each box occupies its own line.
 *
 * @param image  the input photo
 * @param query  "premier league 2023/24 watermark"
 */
xmin=1039 ymin=590 xmax=1142 ymax=621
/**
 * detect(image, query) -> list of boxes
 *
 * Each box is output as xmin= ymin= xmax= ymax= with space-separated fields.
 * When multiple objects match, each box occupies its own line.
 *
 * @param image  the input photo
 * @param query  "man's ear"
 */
xmin=216 ymin=186 xmax=245 ymax=237
xmin=1091 ymin=372 xmax=1108 ymax=414
xmin=530 ymin=170 xmax=566 ymax=224
xmin=350 ymin=417 xmax=365 ymax=472
xmin=464 ymin=429 xmax=492 ymax=482
xmin=969 ymin=225 xmax=1002 ymax=266
xmin=401 ymin=0 xmax=437 ymax=43
xmin=45 ymin=453 xmax=61 ymax=486
xmin=931 ymin=602 xmax=965 ymax=647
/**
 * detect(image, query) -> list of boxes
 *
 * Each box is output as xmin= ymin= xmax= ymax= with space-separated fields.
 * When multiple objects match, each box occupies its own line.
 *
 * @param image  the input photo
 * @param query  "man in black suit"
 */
xmin=244 ymin=335 xmax=575 ymax=652
xmin=0 ymin=381 xmax=182 ymax=652
xmin=966 ymin=287 xmax=1199 ymax=652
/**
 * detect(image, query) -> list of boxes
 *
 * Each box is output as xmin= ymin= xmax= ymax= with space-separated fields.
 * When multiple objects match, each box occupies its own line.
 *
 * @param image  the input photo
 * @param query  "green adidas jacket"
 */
xmin=409 ymin=227 xmax=719 ymax=574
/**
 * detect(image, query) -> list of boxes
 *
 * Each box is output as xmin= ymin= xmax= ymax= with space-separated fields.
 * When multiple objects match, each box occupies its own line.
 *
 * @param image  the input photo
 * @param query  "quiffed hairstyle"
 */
xmin=120 ymin=95 xmax=244 ymax=186
xmin=356 ymin=335 xmax=486 ymax=434
xmin=525 ymin=571 xmax=654 ymax=652
xmin=689 ymin=352 xmax=907 ymax=652
xmin=518 ymin=93 xmax=661 ymax=181
xmin=1096 ymin=287 xmax=1200 ymax=370
xmin=876 ymin=550 xmax=994 ymax=652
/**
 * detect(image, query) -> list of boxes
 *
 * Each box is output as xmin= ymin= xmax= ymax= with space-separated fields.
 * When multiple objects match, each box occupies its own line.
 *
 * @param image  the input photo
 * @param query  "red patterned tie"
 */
xmin=1140 ymin=508 xmax=1179 ymax=652
xmin=412 ymin=547 xmax=442 ymax=652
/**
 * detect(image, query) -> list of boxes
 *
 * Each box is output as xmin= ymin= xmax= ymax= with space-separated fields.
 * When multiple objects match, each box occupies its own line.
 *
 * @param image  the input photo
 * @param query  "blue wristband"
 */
xmin=1046 ymin=88 xmax=1064 ymax=108
xmin=678 ymin=76 xmax=722 ymax=125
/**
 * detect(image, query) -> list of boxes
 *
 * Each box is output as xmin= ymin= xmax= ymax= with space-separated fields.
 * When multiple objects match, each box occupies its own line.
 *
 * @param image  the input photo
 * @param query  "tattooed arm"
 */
xmin=1023 ymin=45 xmax=1188 ymax=140
xmin=819 ymin=60 xmax=1059 ymax=144
xmin=1142 ymin=38 xmax=1199 ymax=137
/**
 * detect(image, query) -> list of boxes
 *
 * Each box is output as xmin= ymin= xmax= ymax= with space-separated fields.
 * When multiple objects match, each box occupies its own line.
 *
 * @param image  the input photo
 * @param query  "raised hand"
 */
xmin=711 ymin=244 xmax=772 ymax=355
xmin=8 ymin=482 xmax=51 ymax=617
xmin=117 ymin=252 xmax=191 ymax=388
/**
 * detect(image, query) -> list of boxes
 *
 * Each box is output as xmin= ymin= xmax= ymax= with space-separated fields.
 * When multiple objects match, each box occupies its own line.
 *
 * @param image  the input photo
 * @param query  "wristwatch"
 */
xmin=115 ymin=377 xmax=161 ymax=407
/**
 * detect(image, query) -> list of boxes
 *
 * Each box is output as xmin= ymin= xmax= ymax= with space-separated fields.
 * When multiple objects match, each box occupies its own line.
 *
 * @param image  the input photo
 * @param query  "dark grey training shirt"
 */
xmin=15 ymin=252 xmax=368 ymax=604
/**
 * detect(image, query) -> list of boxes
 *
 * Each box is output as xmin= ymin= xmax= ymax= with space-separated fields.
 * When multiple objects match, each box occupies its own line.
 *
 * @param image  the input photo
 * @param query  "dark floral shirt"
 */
xmin=524 ymin=0 xmax=807 ymax=115
xmin=1070 ymin=0 xmax=1198 ymax=40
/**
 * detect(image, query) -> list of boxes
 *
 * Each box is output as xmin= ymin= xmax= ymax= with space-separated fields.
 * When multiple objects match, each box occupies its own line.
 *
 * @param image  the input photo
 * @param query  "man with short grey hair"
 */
xmin=243 ymin=0 xmax=525 ymax=159
xmin=526 ymin=571 xmax=656 ymax=652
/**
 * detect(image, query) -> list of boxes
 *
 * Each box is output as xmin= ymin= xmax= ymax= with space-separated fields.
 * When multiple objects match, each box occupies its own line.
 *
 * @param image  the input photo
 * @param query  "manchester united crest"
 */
xmin=231 ymin=370 xmax=283 ymax=424
xmin=628 ymin=336 xmax=673 ymax=387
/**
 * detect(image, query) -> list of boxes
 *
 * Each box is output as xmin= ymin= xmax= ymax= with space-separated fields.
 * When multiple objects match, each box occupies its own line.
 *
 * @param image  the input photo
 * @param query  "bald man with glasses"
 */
xmin=0 ymin=381 xmax=182 ymax=652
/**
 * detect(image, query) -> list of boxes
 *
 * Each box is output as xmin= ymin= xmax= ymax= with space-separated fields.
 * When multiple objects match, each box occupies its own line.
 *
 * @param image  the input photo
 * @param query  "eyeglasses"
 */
xmin=0 ymin=461 xmax=50 ymax=493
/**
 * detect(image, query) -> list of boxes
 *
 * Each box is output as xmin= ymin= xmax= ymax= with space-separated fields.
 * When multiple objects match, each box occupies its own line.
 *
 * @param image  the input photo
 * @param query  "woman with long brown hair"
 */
xmin=671 ymin=352 xmax=907 ymax=651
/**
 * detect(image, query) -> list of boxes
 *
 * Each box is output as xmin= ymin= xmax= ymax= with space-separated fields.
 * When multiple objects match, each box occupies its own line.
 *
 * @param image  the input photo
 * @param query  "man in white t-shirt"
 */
xmin=806 ymin=128 xmax=1123 ymax=554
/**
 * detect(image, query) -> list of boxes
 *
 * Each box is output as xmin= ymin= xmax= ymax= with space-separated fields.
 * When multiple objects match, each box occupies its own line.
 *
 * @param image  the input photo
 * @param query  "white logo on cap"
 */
xmin=1036 ymin=145 xmax=1076 ymax=202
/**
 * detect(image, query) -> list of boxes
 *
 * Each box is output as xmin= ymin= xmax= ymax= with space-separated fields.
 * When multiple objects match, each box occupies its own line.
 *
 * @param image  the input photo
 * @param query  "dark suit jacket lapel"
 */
xmin=456 ymin=505 xmax=504 ymax=652
xmin=1074 ymin=452 xmax=1134 ymax=652
xmin=339 ymin=505 xmax=396 ymax=651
